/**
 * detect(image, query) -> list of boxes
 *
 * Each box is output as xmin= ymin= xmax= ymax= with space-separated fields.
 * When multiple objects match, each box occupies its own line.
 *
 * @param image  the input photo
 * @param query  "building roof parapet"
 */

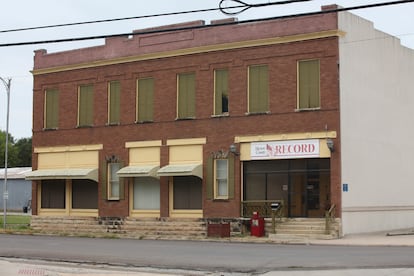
xmin=33 ymin=9 xmax=339 ymax=74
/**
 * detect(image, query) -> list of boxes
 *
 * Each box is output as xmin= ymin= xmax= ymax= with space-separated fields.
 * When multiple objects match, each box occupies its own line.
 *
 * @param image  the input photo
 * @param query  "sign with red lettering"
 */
xmin=251 ymin=139 xmax=320 ymax=160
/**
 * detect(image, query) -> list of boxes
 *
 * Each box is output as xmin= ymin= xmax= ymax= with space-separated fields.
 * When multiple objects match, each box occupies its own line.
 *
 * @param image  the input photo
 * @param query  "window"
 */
xmin=72 ymin=179 xmax=98 ymax=209
xmin=215 ymin=159 xmax=228 ymax=198
xmin=41 ymin=180 xmax=65 ymax=208
xmin=137 ymin=78 xmax=154 ymax=122
xmin=298 ymin=59 xmax=320 ymax=109
xmin=214 ymin=69 xmax=229 ymax=115
xmin=248 ymin=65 xmax=269 ymax=113
xmin=206 ymin=155 xmax=235 ymax=200
xmin=108 ymin=162 xmax=121 ymax=200
xmin=133 ymin=177 xmax=160 ymax=210
xmin=44 ymin=88 xmax=59 ymax=129
xmin=108 ymin=81 xmax=120 ymax=125
xmin=78 ymin=84 xmax=94 ymax=126
xmin=177 ymin=72 xmax=195 ymax=119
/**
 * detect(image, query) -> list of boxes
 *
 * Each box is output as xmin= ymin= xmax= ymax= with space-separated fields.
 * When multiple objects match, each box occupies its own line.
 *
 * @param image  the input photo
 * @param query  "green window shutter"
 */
xmin=214 ymin=69 xmax=229 ymax=115
xmin=137 ymin=78 xmax=154 ymax=122
xmin=45 ymin=89 xmax=59 ymax=129
xmin=100 ymin=161 xmax=108 ymax=200
xmin=78 ymin=84 xmax=94 ymax=126
xmin=299 ymin=59 xmax=320 ymax=109
xmin=249 ymin=65 xmax=268 ymax=113
xmin=228 ymin=154 xmax=235 ymax=199
xmin=109 ymin=81 xmax=120 ymax=124
xmin=178 ymin=73 xmax=195 ymax=119
xmin=206 ymin=155 xmax=214 ymax=200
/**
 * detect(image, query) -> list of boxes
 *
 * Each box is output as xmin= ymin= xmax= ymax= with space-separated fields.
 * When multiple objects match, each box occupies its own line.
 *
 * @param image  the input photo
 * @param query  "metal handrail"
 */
xmin=325 ymin=204 xmax=336 ymax=234
xmin=241 ymin=200 xmax=284 ymax=218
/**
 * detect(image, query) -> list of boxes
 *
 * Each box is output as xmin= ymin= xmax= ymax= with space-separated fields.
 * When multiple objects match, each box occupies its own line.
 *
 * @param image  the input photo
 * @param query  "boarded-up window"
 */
xmin=248 ymin=65 xmax=269 ymax=113
xmin=137 ymin=78 xmax=154 ymax=122
xmin=108 ymin=81 xmax=120 ymax=124
xmin=298 ymin=59 xmax=320 ymax=109
xmin=214 ymin=69 xmax=229 ymax=115
xmin=44 ymin=89 xmax=59 ymax=129
xmin=177 ymin=73 xmax=196 ymax=119
xmin=78 ymin=84 xmax=94 ymax=126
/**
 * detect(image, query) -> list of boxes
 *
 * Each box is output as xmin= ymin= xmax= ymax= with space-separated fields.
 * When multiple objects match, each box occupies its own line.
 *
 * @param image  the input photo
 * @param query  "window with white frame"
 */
xmin=215 ymin=159 xmax=228 ymax=198
xmin=107 ymin=162 xmax=121 ymax=200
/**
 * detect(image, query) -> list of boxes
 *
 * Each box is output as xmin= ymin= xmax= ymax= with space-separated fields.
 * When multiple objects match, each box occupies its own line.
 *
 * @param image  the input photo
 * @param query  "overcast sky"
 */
xmin=0 ymin=0 xmax=413 ymax=139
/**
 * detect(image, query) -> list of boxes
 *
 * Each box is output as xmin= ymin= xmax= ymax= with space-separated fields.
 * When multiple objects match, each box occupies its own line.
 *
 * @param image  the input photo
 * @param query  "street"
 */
xmin=1 ymin=234 xmax=414 ymax=275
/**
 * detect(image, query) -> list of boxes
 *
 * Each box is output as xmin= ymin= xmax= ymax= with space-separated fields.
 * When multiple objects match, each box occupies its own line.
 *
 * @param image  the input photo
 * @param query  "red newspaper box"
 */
xmin=250 ymin=211 xmax=265 ymax=237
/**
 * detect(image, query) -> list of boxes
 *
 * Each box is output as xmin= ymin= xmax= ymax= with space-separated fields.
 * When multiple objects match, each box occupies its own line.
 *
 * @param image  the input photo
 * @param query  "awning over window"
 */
xmin=116 ymin=165 xmax=159 ymax=178
xmin=25 ymin=168 xmax=98 ymax=182
xmin=157 ymin=164 xmax=202 ymax=179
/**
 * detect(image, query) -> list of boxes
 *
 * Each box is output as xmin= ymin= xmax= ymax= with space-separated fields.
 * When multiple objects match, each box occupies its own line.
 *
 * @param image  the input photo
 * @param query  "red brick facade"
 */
xmin=32 ymin=11 xmax=341 ymax=218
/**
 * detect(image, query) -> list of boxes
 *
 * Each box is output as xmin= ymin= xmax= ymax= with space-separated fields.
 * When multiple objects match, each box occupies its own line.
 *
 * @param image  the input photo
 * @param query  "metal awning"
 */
xmin=157 ymin=163 xmax=202 ymax=179
xmin=116 ymin=165 xmax=159 ymax=178
xmin=25 ymin=168 xmax=98 ymax=182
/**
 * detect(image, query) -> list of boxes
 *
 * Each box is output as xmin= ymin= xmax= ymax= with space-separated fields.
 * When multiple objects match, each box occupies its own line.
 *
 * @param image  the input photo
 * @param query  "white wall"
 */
xmin=339 ymin=12 xmax=414 ymax=234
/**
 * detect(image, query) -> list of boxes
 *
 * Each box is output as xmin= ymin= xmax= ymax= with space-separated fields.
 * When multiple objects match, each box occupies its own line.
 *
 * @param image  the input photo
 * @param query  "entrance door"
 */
xmin=243 ymin=159 xmax=330 ymax=218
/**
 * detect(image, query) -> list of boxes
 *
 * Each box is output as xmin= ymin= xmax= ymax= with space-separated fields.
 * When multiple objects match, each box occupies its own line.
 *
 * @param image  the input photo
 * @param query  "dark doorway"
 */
xmin=243 ymin=159 xmax=330 ymax=217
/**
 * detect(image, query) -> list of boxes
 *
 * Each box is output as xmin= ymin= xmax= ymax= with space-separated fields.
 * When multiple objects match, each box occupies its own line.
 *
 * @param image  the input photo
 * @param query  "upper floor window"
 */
xmin=248 ymin=65 xmax=269 ymax=114
xmin=108 ymin=81 xmax=120 ymax=125
xmin=44 ymin=88 xmax=59 ymax=129
xmin=177 ymin=72 xmax=195 ymax=119
xmin=298 ymin=59 xmax=320 ymax=109
xmin=214 ymin=69 xmax=229 ymax=116
xmin=136 ymin=78 xmax=154 ymax=122
xmin=78 ymin=84 xmax=94 ymax=127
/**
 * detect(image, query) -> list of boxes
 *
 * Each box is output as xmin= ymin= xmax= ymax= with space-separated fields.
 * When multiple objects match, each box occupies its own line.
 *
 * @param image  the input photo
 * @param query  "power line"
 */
xmin=0 ymin=7 xmax=227 ymax=34
xmin=219 ymin=0 xmax=312 ymax=15
xmin=0 ymin=0 xmax=413 ymax=47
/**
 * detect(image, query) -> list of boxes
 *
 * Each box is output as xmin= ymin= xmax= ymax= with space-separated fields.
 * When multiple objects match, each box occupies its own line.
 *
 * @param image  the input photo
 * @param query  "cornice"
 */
xmin=32 ymin=29 xmax=345 ymax=76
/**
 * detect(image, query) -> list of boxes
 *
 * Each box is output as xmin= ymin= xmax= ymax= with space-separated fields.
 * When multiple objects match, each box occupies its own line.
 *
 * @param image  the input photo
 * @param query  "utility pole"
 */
xmin=0 ymin=77 xmax=11 ymax=229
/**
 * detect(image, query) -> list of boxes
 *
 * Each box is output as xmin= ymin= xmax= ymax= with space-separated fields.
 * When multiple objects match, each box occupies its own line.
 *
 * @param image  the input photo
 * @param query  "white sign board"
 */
xmin=251 ymin=139 xmax=320 ymax=160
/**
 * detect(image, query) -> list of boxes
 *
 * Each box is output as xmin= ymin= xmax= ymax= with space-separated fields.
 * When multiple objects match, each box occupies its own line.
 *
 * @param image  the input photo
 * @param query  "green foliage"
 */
xmin=0 ymin=130 xmax=31 ymax=167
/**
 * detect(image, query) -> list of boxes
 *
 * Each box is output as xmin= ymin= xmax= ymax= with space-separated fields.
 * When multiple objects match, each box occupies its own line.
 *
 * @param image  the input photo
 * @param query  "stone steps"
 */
xmin=266 ymin=218 xmax=340 ymax=240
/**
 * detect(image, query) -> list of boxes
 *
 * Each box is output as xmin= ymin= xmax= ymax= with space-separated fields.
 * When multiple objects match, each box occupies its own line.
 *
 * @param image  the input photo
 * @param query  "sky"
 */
xmin=0 ymin=0 xmax=413 ymax=139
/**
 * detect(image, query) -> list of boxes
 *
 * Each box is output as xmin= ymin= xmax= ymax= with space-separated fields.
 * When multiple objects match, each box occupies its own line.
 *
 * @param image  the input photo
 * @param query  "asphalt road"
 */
xmin=1 ymin=234 xmax=413 ymax=274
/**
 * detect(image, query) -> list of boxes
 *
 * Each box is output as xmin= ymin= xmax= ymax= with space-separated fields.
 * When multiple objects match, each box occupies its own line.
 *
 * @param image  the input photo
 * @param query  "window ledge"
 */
xmin=175 ymin=117 xmax=195 ymax=121
xmin=245 ymin=111 xmax=271 ymax=116
xmin=213 ymin=198 xmax=229 ymax=202
xmin=43 ymin=127 xmax=58 ymax=131
xmin=106 ymin=122 xmax=120 ymax=126
xmin=76 ymin=125 xmax=94 ymax=128
xmin=295 ymin=107 xmax=321 ymax=112
xmin=211 ymin=113 xmax=229 ymax=118
xmin=135 ymin=120 xmax=154 ymax=124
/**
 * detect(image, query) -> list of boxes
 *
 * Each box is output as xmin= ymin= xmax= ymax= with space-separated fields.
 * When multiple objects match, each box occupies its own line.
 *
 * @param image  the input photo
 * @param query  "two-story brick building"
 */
xmin=27 ymin=5 xmax=414 ymax=236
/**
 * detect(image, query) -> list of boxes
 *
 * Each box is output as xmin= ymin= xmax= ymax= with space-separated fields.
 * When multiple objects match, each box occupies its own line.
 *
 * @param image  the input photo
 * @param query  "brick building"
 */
xmin=27 ymin=5 xmax=414 ymax=235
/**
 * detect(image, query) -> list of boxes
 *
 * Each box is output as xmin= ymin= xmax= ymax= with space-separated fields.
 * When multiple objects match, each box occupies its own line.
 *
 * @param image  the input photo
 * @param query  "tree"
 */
xmin=0 ymin=130 xmax=31 ymax=167
xmin=0 ymin=130 xmax=18 ymax=167
xmin=15 ymin=137 xmax=32 ymax=167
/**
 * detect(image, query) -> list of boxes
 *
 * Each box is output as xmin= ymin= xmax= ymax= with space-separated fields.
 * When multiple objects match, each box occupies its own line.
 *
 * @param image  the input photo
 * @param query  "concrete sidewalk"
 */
xmin=263 ymin=228 xmax=414 ymax=247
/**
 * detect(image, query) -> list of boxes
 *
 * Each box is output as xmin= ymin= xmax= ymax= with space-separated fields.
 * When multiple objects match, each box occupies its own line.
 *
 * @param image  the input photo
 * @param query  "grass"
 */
xmin=0 ymin=215 xmax=31 ymax=230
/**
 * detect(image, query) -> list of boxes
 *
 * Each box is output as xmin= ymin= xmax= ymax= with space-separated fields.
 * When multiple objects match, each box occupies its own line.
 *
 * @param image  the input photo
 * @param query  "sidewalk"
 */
xmin=309 ymin=229 xmax=414 ymax=246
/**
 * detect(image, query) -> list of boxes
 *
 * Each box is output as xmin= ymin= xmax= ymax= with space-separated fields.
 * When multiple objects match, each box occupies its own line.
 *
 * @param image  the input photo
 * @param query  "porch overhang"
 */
xmin=25 ymin=168 xmax=98 ymax=182
xmin=157 ymin=163 xmax=203 ymax=179
xmin=116 ymin=165 xmax=159 ymax=178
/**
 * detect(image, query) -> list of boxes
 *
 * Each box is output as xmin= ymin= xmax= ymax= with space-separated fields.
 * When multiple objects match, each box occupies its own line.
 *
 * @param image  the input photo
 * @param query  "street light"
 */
xmin=0 ymin=77 xmax=11 ymax=229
